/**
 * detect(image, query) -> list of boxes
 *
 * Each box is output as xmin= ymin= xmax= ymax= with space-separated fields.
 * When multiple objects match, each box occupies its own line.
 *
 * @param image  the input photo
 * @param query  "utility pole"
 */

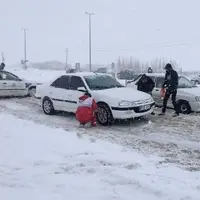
xmin=85 ymin=12 xmax=94 ymax=72
xmin=1 ymin=52 xmax=5 ymax=63
xmin=21 ymin=28 xmax=28 ymax=69
xmin=65 ymin=48 xmax=68 ymax=70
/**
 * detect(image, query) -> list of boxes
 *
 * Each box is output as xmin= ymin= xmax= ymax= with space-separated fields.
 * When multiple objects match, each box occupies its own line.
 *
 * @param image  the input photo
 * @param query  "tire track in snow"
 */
xmin=0 ymin=97 xmax=200 ymax=171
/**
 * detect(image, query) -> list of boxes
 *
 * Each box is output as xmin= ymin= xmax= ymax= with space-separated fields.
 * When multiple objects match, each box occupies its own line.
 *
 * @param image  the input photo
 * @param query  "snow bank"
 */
xmin=8 ymin=67 xmax=64 ymax=83
xmin=0 ymin=113 xmax=200 ymax=200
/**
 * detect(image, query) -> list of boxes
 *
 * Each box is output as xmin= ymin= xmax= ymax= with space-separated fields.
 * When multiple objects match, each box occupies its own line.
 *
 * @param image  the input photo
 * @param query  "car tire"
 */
xmin=42 ymin=97 xmax=55 ymax=115
xmin=177 ymin=100 xmax=191 ymax=114
xmin=97 ymin=103 xmax=113 ymax=126
xmin=28 ymin=87 xmax=36 ymax=97
xmin=195 ymin=80 xmax=200 ymax=85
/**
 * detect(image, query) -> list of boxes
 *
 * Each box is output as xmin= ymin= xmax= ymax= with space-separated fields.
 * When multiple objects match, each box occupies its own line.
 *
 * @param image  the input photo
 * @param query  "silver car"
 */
xmin=191 ymin=74 xmax=200 ymax=85
xmin=127 ymin=73 xmax=200 ymax=114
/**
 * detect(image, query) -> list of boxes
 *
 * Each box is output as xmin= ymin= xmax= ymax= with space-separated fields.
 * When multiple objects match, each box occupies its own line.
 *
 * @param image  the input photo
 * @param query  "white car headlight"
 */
xmin=195 ymin=96 xmax=200 ymax=101
xmin=118 ymin=100 xmax=132 ymax=107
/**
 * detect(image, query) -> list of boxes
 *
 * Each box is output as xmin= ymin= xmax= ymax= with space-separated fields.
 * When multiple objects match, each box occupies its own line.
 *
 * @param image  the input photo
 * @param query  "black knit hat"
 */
xmin=164 ymin=63 xmax=172 ymax=70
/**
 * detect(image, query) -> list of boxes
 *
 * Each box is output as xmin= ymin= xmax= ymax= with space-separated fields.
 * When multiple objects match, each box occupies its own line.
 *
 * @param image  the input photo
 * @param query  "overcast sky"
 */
xmin=0 ymin=0 xmax=200 ymax=70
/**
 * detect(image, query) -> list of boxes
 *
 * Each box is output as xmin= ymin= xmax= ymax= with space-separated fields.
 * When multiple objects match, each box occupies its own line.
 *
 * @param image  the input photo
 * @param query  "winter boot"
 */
xmin=172 ymin=113 xmax=179 ymax=117
xmin=158 ymin=112 xmax=165 ymax=116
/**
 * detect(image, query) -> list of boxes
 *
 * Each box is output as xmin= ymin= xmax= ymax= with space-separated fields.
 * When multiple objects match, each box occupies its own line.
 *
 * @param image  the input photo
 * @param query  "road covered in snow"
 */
xmin=0 ymin=97 xmax=200 ymax=172
xmin=1 ymin=67 xmax=200 ymax=199
xmin=1 ymin=112 xmax=200 ymax=200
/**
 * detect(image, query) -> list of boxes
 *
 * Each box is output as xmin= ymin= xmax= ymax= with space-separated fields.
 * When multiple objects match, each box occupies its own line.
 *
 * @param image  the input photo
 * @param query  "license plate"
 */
xmin=126 ymin=110 xmax=132 ymax=114
xmin=139 ymin=104 xmax=151 ymax=111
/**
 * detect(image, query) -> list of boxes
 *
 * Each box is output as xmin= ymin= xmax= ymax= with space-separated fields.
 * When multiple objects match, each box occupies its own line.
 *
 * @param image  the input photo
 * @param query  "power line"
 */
xmin=91 ymin=41 xmax=200 ymax=52
xmin=65 ymin=40 xmax=200 ymax=53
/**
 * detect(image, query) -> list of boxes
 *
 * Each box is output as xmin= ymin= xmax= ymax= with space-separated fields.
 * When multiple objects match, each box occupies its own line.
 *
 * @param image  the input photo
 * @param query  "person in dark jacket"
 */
xmin=0 ymin=62 xmax=5 ymax=70
xmin=147 ymin=67 xmax=153 ymax=73
xmin=159 ymin=63 xmax=179 ymax=116
xmin=137 ymin=74 xmax=155 ymax=94
xmin=137 ymin=74 xmax=155 ymax=115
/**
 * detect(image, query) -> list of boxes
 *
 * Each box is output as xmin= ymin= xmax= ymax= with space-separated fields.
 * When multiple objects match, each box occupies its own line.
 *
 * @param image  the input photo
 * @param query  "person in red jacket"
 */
xmin=76 ymin=92 xmax=98 ymax=127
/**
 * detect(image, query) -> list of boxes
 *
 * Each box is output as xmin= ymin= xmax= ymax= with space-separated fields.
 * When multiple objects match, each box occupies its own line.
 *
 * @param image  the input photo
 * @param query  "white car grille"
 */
xmin=132 ymin=99 xmax=152 ymax=106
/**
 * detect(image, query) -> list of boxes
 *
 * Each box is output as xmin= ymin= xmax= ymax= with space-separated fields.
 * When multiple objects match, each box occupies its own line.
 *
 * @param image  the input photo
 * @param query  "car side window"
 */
xmin=0 ymin=72 xmax=4 ymax=80
xmin=69 ymin=76 xmax=85 ymax=90
xmin=0 ymin=71 xmax=20 ymax=81
xmin=156 ymin=77 xmax=165 ymax=88
xmin=51 ymin=75 xmax=70 ymax=89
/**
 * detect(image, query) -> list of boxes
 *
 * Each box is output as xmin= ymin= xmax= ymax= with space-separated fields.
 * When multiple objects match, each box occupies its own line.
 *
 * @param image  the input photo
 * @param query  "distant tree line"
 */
xmin=115 ymin=57 xmax=182 ymax=74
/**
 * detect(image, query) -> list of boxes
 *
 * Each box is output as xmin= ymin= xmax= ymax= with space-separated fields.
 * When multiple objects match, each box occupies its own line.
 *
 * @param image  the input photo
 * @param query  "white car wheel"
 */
xmin=178 ymin=101 xmax=191 ymax=114
xmin=97 ymin=103 xmax=113 ymax=126
xmin=42 ymin=98 xmax=55 ymax=115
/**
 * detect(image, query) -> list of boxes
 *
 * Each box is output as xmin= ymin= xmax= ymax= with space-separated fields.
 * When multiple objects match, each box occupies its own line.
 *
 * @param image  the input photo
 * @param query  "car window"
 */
xmin=156 ymin=77 xmax=165 ymax=88
xmin=0 ymin=71 xmax=20 ymax=81
xmin=51 ymin=75 xmax=70 ymax=89
xmin=84 ymin=75 xmax=123 ymax=90
xmin=178 ymin=76 xmax=193 ymax=88
xmin=69 ymin=76 xmax=86 ymax=90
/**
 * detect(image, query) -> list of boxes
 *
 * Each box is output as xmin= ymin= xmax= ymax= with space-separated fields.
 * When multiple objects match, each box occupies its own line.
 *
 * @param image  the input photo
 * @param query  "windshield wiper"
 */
xmin=108 ymin=85 xmax=124 ymax=88
xmin=91 ymin=86 xmax=110 ymax=90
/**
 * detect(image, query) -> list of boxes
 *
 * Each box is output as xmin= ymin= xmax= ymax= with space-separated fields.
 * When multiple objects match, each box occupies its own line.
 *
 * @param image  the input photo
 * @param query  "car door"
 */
xmin=68 ymin=76 xmax=88 ymax=112
xmin=49 ymin=75 xmax=71 ymax=111
xmin=153 ymin=77 xmax=165 ymax=106
xmin=2 ymin=71 xmax=27 ymax=96
xmin=0 ymin=71 xmax=16 ymax=96
xmin=0 ymin=72 xmax=7 ymax=96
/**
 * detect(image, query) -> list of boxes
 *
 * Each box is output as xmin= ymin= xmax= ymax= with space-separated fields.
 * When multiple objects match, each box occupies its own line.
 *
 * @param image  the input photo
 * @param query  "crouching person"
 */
xmin=76 ymin=92 xmax=98 ymax=127
xmin=137 ymin=74 xmax=155 ymax=115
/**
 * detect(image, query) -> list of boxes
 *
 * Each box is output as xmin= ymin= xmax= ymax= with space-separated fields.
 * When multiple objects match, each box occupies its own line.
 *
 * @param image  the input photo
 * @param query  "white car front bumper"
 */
xmin=111 ymin=103 xmax=155 ymax=119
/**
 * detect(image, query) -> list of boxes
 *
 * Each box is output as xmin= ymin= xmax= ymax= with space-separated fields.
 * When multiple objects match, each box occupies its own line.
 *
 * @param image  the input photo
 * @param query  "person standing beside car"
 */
xmin=159 ymin=63 xmax=180 ymax=117
xmin=137 ymin=74 xmax=155 ymax=115
xmin=0 ymin=62 xmax=5 ymax=70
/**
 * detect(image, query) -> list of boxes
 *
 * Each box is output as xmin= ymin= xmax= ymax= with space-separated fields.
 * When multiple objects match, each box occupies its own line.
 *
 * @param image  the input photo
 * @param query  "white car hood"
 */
xmin=179 ymin=87 xmax=200 ymax=96
xmin=94 ymin=87 xmax=151 ymax=101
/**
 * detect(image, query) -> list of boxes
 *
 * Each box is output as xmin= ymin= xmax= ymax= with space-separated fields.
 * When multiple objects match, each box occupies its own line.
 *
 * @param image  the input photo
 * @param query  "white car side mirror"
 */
xmin=77 ymin=87 xmax=87 ymax=92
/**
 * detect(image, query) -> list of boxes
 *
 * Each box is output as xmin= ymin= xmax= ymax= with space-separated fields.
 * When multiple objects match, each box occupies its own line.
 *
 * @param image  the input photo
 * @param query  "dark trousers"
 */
xmin=162 ymin=89 xmax=179 ymax=114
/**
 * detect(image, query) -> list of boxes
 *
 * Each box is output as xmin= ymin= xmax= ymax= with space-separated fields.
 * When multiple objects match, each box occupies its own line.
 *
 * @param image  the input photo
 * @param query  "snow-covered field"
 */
xmin=8 ymin=66 xmax=64 ymax=83
xmin=1 ymin=67 xmax=200 ymax=199
xmin=1 ymin=113 xmax=200 ymax=200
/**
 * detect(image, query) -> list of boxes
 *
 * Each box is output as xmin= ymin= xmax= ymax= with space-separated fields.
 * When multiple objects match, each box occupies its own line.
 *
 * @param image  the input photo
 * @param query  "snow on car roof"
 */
xmin=65 ymin=72 xmax=110 ymax=77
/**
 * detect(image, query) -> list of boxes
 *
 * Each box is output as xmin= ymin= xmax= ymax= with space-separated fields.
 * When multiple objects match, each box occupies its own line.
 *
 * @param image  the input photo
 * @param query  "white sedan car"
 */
xmin=0 ymin=70 xmax=28 ymax=97
xmin=35 ymin=72 xmax=155 ymax=126
xmin=127 ymin=73 xmax=200 ymax=113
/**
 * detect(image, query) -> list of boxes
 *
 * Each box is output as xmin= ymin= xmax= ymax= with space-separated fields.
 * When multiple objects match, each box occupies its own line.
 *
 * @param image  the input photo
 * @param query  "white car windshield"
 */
xmin=84 ymin=75 xmax=124 ymax=90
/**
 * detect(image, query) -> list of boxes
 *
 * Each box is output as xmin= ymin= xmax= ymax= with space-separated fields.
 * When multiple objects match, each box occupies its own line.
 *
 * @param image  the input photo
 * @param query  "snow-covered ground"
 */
xmin=1 ymin=67 xmax=200 ymax=199
xmin=1 ymin=113 xmax=200 ymax=200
